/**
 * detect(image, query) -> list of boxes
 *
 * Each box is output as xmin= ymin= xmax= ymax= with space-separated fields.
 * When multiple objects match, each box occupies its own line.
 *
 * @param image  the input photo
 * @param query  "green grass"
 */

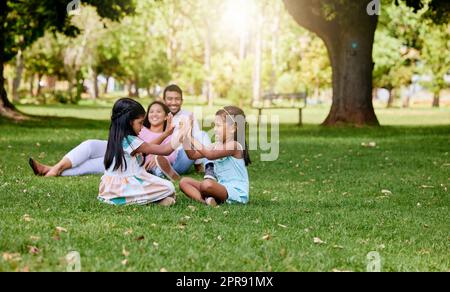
xmin=0 ymin=109 xmax=449 ymax=271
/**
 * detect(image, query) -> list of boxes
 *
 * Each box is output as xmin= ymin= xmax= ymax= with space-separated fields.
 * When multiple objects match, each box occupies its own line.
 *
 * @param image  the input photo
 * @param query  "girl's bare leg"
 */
xmin=199 ymin=180 xmax=228 ymax=202
xmin=179 ymin=177 xmax=205 ymax=203
xmin=45 ymin=157 xmax=72 ymax=177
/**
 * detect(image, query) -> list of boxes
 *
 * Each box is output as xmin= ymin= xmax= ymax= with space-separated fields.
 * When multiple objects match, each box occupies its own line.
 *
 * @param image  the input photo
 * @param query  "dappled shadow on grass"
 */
xmin=279 ymin=124 xmax=450 ymax=139
xmin=0 ymin=115 xmax=110 ymax=130
xmin=1 ymin=114 xmax=449 ymax=135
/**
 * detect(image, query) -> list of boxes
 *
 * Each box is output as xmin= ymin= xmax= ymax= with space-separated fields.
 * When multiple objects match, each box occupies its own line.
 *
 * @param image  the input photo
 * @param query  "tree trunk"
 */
xmin=270 ymin=2 xmax=281 ymax=93
xmin=283 ymin=0 xmax=379 ymax=126
xmin=402 ymin=88 xmax=410 ymax=108
xmin=134 ymin=79 xmax=139 ymax=98
xmin=12 ymin=49 xmax=24 ymax=102
xmin=432 ymin=91 xmax=440 ymax=108
xmin=1 ymin=60 xmax=26 ymax=120
xmin=252 ymin=12 xmax=263 ymax=105
xmin=1 ymin=61 xmax=16 ymax=111
xmin=29 ymin=74 xmax=35 ymax=97
xmin=93 ymin=70 xmax=99 ymax=99
xmin=68 ymin=78 xmax=74 ymax=101
xmin=386 ymin=88 xmax=394 ymax=108
xmin=322 ymin=25 xmax=379 ymax=126
xmin=203 ymin=19 xmax=213 ymax=107
xmin=104 ymin=76 xmax=110 ymax=94
xmin=36 ymin=74 xmax=43 ymax=96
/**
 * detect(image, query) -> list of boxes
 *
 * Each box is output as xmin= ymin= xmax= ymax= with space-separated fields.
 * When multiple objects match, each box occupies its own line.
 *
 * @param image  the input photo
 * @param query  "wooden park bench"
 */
xmin=252 ymin=92 xmax=307 ymax=126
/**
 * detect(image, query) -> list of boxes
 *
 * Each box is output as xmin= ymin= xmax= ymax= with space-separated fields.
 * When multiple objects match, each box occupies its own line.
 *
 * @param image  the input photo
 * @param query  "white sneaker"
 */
xmin=205 ymin=197 xmax=217 ymax=207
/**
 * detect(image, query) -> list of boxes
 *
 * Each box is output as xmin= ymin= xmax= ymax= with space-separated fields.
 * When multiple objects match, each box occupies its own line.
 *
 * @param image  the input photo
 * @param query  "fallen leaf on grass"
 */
xmin=22 ymin=214 xmax=32 ymax=222
xmin=55 ymin=227 xmax=67 ymax=233
xmin=361 ymin=142 xmax=376 ymax=148
xmin=153 ymin=242 xmax=159 ymax=247
xmin=332 ymin=268 xmax=352 ymax=272
xmin=28 ymin=246 xmax=40 ymax=255
xmin=121 ymin=259 xmax=128 ymax=266
xmin=333 ymin=245 xmax=344 ymax=249
xmin=160 ymin=268 xmax=168 ymax=272
xmin=381 ymin=189 xmax=392 ymax=195
xmin=3 ymin=253 xmax=22 ymax=262
xmin=122 ymin=247 xmax=130 ymax=257
xmin=313 ymin=237 xmax=326 ymax=245
xmin=420 ymin=185 xmax=434 ymax=189
xmin=135 ymin=236 xmax=145 ymax=241
xmin=124 ymin=229 xmax=133 ymax=236
xmin=277 ymin=224 xmax=288 ymax=229
xmin=262 ymin=234 xmax=272 ymax=241
xmin=30 ymin=236 xmax=40 ymax=242
xmin=187 ymin=205 xmax=197 ymax=212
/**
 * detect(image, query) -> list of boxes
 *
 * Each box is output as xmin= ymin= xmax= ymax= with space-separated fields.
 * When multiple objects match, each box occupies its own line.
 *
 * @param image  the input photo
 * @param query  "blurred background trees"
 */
xmin=2 ymin=0 xmax=449 ymax=121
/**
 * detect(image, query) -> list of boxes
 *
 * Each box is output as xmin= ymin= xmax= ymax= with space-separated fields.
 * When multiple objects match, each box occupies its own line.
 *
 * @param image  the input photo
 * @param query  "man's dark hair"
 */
xmin=163 ymin=84 xmax=183 ymax=100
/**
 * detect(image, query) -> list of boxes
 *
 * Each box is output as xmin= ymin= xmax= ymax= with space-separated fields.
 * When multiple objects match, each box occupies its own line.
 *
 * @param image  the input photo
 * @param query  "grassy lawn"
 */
xmin=0 ymin=107 xmax=449 ymax=271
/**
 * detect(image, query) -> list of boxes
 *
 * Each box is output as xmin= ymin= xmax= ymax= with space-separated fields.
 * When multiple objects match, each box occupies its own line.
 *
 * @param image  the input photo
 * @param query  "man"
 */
xmin=161 ymin=84 xmax=216 ymax=180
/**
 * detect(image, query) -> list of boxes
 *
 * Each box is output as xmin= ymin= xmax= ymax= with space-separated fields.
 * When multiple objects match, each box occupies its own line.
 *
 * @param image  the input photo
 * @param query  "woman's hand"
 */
xmin=164 ymin=113 xmax=175 ymax=136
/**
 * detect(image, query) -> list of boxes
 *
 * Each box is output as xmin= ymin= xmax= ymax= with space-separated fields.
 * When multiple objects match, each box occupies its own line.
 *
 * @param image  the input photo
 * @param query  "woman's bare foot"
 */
xmin=44 ymin=167 xmax=60 ymax=177
xmin=28 ymin=158 xmax=51 ymax=176
xmin=44 ymin=157 xmax=72 ymax=177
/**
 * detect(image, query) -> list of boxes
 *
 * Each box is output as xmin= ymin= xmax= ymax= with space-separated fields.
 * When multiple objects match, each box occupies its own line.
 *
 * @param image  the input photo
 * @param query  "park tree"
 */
xmin=283 ymin=0 xmax=450 ymax=126
xmin=373 ymin=2 xmax=422 ymax=108
xmin=419 ymin=22 xmax=450 ymax=107
xmin=23 ymin=33 xmax=67 ymax=99
xmin=0 ymin=0 xmax=135 ymax=118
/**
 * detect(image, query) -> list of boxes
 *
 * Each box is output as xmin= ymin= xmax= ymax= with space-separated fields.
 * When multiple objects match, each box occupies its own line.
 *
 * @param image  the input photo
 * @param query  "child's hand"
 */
xmin=144 ymin=155 xmax=156 ymax=170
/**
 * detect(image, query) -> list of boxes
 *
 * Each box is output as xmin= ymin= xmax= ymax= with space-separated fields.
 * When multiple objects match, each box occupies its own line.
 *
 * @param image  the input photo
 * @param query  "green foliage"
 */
xmin=1 ymin=0 xmax=135 ymax=63
xmin=418 ymin=22 xmax=450 ymax=94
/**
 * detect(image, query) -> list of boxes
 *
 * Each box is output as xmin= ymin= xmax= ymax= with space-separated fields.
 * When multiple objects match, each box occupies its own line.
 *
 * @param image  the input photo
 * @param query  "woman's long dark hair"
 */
xmin=216 ymin=106 xmax=251 ymax=166
xmin=143 ymin=101 xmax=171 ymax=130
xmin=104 ymin=98 xmax=146 ymax=171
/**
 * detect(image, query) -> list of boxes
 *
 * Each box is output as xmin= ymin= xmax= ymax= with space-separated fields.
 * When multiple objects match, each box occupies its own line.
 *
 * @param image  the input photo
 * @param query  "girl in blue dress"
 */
xmin=180 ymin=106 xmax=251 ymax=206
